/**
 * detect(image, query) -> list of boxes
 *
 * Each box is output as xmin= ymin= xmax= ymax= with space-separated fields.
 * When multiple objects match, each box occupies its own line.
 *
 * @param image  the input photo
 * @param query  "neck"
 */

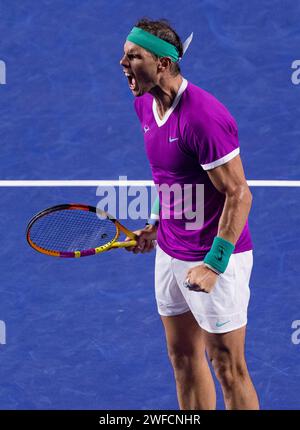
xmin=149 ymin=74 xmax=183 ymax=119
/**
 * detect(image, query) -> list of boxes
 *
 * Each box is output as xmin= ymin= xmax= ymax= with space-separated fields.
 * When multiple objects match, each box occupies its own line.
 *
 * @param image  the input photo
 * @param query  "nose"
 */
xmin=120 ymin=54 xmax=129 ymax=67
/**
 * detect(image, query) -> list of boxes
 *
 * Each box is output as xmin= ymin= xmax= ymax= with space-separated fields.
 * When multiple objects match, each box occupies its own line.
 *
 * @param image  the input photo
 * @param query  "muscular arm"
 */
xmin=185 ymin=155 xmax=252 ymax=293
xmin=207 ymin=155 xmax=252 ymax=245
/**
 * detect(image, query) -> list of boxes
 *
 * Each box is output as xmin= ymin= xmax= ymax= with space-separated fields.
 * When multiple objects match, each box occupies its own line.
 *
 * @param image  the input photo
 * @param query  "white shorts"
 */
xmin=155 ymin=243 xmax=253 ymax=334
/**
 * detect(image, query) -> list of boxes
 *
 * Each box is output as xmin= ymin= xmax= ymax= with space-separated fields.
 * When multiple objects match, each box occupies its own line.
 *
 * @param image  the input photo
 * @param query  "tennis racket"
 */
xmin=26 ymin=203 xmax=138 ymax=258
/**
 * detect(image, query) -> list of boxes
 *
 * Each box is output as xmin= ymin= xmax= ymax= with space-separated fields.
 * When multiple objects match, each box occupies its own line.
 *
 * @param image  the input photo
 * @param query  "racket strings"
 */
xmin=29 ymin=209 xmax=117 ymax=252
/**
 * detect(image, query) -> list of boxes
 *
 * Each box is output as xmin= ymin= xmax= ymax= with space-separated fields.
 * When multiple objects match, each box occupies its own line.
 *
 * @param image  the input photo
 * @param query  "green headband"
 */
xmin=126 ymin=27 xmax=180 ymax=63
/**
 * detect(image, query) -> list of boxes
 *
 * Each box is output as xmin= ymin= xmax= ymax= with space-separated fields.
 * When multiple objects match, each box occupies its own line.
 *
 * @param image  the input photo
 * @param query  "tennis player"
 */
xmin=120 ymin=18 xmax=259 ymax=410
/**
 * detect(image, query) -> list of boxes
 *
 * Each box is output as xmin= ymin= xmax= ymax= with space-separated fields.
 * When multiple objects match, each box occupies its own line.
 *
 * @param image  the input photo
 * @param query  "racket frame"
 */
xmin=26 ymin=203 xmax=138 ymax=258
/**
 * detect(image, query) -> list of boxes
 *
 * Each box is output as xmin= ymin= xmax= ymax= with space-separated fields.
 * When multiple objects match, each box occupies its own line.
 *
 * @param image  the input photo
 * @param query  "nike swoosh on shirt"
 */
xmin=169 ymin=137 xmax=179 ymax=142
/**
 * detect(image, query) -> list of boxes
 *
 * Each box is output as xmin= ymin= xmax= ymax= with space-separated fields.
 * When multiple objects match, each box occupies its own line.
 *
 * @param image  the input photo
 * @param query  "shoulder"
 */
xmin=181 ymin=82 xmax=238 ymax=136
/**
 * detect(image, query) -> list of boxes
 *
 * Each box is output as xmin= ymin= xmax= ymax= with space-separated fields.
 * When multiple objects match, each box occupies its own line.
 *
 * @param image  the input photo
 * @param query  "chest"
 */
xmin=142 ymin=115 xmax=195 ymax=174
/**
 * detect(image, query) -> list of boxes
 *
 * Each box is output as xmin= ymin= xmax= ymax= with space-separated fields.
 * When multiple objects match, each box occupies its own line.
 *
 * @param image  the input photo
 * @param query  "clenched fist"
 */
xmin=184 ymin=264 xmax=218 ymax=294
xmin=125 ymin=224 xmax=157 ymax=254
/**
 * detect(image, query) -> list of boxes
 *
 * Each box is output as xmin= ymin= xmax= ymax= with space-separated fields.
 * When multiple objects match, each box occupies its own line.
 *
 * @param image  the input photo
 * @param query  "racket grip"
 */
xmin=118 ymin=240 xmax=138 ymax=248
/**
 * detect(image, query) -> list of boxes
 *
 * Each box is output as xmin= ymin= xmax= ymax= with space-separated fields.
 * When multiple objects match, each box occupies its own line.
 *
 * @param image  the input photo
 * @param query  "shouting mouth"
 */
xmin=124 ymin=71 xmax=138 ymax=91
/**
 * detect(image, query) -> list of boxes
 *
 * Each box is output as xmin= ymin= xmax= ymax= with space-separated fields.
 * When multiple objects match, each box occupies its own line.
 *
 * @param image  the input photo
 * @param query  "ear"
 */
xmin=158 ymin=57 xmax=172 ymax=72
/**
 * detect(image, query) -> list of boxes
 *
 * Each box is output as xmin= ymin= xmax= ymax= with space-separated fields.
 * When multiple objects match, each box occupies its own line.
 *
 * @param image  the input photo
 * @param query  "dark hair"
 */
xmin=135 ymin=17 xmax=183 ymax=76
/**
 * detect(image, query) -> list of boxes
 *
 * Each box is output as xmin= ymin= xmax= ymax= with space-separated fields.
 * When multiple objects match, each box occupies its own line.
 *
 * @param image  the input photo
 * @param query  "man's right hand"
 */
xmin=125 ymin=224 xmax=158 ymax=254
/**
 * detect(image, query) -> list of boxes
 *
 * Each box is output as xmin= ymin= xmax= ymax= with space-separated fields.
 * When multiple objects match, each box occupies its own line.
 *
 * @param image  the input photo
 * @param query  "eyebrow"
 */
xmin=124 ymin=50 xmax=139 ymax=55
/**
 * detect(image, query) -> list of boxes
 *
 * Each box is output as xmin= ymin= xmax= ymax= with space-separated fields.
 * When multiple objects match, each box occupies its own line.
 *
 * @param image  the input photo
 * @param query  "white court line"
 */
xmin=247 ymin=180 xmax=300 ymax=187
xmin=0 ymin=180 xmax=299 ymax=187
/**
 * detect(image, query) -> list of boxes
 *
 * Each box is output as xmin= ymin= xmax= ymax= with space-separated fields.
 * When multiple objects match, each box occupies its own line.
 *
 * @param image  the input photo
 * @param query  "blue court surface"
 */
xmin=0 ymin=0 xmax=300 ymax=410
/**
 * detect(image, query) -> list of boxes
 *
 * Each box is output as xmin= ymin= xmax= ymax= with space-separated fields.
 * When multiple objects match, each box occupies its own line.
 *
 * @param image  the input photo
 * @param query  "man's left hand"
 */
xmin=185 ymin=264 xmax=218 ymax=294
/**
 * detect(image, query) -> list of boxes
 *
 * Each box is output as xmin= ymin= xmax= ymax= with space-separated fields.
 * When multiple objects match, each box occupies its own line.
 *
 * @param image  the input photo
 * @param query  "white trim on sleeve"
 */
xmin=201 ymin=148 xmax=240 ymax=171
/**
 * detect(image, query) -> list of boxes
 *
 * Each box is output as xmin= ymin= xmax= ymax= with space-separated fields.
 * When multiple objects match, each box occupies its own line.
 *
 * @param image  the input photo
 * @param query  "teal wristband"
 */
xmin=203 ymin=237 xmax=235 ymax=274
xmin=147 ymin=195 xmax=160 ymax=226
